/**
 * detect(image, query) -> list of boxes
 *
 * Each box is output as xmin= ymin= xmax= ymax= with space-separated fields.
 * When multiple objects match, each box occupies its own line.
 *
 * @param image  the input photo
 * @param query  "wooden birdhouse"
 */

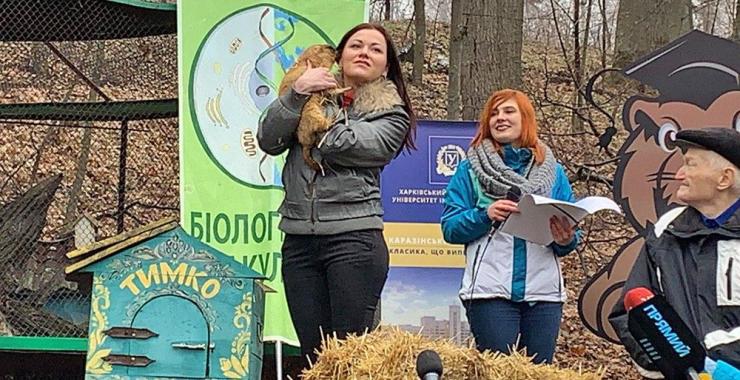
xmin=65 ymin=218 xmax=267 ymax=379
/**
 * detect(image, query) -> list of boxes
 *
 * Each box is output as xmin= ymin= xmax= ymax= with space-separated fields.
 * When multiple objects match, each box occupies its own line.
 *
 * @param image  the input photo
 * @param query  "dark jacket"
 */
xmin=257 ymin=78 xmax=410 ymax=235
xmin=609 ymin=205 xmax=740 ymax=378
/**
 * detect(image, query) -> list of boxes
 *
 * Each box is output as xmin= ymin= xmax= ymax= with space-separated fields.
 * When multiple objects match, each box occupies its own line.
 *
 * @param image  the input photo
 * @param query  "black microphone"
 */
xmin=624 ymin=287 xmax=706 ymax=379
xmin=489 ymin=185 xmax=522 ymax=235
xmin=416 ymin=350 xmax=443 ymax=380
xmin=468 ymin=186 xmax=523 ymax=311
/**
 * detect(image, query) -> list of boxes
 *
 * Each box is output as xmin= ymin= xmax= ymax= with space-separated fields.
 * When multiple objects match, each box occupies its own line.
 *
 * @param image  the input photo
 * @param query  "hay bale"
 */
xmin=301 ymin=328 xmax=603 ymax=380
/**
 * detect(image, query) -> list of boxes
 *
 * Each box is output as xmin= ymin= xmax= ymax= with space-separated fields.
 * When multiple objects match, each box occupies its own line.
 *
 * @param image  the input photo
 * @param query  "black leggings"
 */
xmin=281 ymin=229 xmax=389 ymax=363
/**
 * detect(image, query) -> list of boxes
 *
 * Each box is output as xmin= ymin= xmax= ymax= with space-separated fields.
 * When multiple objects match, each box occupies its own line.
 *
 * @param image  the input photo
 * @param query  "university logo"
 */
xmin=429 ymin=136 xmax=469 ymax=185
xmin=436 ymin=144 xmax=466 ymax=177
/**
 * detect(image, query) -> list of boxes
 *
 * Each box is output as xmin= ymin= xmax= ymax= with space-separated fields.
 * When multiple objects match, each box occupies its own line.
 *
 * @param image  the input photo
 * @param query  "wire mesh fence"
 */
xmin=0 ymin=0 xmax=178 ymax=338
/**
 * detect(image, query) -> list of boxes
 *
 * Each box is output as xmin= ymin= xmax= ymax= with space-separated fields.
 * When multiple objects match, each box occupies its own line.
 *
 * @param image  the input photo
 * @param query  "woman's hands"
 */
xmin=487 ymin=199 xmax=519 ymax=222
xmin=550 ymin=215 xmax=576 ymax=245
xmin=292 ymin=61 xmax=338 ymax=95
xmin=488 ymin=200 xmax=575 ymax=246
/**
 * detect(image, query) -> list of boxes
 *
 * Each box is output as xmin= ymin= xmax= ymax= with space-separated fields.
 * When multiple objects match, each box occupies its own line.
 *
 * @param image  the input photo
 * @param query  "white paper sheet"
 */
xmin=499 ymin=194 xmax=622 ymax=245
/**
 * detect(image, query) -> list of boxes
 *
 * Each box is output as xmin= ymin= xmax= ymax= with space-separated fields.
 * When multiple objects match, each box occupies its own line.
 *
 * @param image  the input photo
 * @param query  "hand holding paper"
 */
xmin=500 ymin=194 xmax=622 ymax=245
xmin=550 ymin=215 xmax=577 ymax=245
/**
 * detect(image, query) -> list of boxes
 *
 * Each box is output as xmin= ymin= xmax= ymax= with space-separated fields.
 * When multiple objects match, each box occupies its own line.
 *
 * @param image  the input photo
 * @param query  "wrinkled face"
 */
xmin=675 ymin=149 xmax=725 ymax=205
xmin=488 ymin=98 xmax=523 ymax=145
xmin=615 ymin=90 xmax=740 ymax=231
xmin=339 ymin=28 xmax=388 ymax=87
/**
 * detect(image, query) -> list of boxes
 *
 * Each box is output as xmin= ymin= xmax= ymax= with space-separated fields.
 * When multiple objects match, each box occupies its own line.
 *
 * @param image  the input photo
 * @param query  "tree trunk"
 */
xmin=614 ymin=0 xmax=692 ymax=68
xmin=700 ymin=0 xmax=718 ymax=34
xmin=460 ymin=0 xmax=524 ymax=120
xmin=572 ymin=0 xmax=582 ymax=132
xmin=446 ymin=0 xmax=464 ymax=120
xmin=573 ymin=0 xmax=581 ymax=84
xmin=29 ymin=43 xmax=49 ymax=77
xmin=384 ymin=0 xmax=391 ymax=21
xmin=63 ymin=41 xmax=103 ymax=227
xmin=412 ymin=0 xmax=426 ymax=85
xmin=734 ymin=0 xmax=740 ymax=43
xmin=572 ymin=0 xmax=592 ymax=132
xmin=579 ymin=0 xmax=592 ymax=93
xmin=599 ymin=0 xmax=608 ymax=69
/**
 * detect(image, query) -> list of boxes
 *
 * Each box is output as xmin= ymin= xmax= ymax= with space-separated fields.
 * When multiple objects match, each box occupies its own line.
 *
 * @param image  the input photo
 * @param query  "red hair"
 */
xmin=470 ymin=89 xmax=545 ymax=164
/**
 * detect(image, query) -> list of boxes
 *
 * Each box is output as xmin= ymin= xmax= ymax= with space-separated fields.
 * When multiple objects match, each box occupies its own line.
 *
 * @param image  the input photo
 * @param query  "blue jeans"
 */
xmin=465 ymin=298 xmax=563 ymax=364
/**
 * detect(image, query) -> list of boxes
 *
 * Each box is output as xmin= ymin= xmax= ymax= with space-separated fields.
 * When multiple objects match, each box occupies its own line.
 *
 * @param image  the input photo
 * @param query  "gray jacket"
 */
xmin=608 ymin=205 xmax=740 ymax=378
xmin=257 ymin=79 xmax=410 ymax=235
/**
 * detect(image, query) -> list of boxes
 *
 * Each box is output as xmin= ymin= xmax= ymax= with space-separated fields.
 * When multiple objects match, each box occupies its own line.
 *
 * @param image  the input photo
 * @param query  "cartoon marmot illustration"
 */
xmin=578 ymin=30 xmax=740 ymax=342
xmin=278 ymin=44 xmax=341 ymax=171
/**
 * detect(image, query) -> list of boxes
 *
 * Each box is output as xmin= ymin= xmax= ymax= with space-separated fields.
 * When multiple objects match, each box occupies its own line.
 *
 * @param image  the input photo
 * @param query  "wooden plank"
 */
xmin=66 ymin=217 xmax=177 ymax=259
xmin=65 ymin=221 xmax=178 ymax=274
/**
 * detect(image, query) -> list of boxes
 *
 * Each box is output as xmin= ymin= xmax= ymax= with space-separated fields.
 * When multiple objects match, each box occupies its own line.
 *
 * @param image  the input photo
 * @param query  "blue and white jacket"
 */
xmin=441 ymin=145 xmax=579 ymax=302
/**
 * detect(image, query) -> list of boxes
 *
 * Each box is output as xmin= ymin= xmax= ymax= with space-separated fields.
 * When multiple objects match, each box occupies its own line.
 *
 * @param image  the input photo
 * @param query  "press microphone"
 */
xmin=489 ymin=185 xmax=522 ymax=236
xmin=624 ymin=287 xmax=707 ymax=379
xmin=416 ymin=350 xmax=443 ymax=380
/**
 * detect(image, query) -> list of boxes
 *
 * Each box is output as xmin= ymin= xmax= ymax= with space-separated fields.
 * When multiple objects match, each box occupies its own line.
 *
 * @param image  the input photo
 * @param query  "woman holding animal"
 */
xmin=440 ymin=89 xmax=579 ymax=364
xmin=257 ymin=23 xmax=415 ymax=365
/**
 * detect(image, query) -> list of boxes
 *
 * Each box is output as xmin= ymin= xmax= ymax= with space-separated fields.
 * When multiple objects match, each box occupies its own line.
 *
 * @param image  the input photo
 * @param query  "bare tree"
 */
xmin=599 ymin=0 xmax=609 ymax=68
xmin=413 ymin=0 xmax=426 ymax=84
xmin=572 ymin=0 xmax=582 ymax=132
xmin=579 ymin=0 xmax=593 ymax=88
xmin=572 ymin=0 xmax=593 ymax=132
xmin=460 ymin=0 xmax=524 ymax=119
xmin=64 ymin=42 xmax=104 ymax=227
xmin=614 ymin=0 xmax=693 ymax=68
xmin=735 ymin=0 xmax=740 ymax=42
xmin=700 ymin=0 xmax=720 ymax=33
xmin=447 ymin=0 xmax=464 ymax=120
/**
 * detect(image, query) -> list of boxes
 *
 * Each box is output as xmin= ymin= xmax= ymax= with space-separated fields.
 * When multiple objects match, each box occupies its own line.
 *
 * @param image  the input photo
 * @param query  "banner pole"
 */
xmin=276 ymin=340 xmax=283 ymax=380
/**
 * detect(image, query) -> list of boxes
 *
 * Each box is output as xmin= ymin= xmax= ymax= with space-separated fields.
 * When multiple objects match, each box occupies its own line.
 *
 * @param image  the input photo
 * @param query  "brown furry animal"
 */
xmin=278 ymin=44 xmax=338 ymax=171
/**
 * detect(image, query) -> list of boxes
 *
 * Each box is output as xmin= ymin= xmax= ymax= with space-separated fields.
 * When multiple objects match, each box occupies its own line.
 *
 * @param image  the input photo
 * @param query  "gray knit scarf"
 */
xmin=467 ymin=139 xmax=558 ymax=199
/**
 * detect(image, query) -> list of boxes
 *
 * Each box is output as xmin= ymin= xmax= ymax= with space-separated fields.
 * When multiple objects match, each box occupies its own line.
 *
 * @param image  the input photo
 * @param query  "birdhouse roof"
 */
xmin=64 ymin=217 xmax=265 ymax=280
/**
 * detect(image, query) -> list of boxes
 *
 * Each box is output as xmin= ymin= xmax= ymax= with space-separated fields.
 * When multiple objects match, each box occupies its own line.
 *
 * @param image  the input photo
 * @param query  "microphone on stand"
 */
xmin=416 ymin=350 xmax=443 ymax=380
xmin=624 ymin=287 xmax=707 ymax=379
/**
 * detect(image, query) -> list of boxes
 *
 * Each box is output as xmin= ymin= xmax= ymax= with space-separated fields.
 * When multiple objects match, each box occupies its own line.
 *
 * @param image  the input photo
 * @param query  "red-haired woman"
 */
xmin=441 ymin=89 xmax=579 ymax=364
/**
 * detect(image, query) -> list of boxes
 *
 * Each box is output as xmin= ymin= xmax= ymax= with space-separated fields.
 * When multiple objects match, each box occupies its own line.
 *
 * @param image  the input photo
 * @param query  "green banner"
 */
xmin=178 ymin=0 xmax=367 ymax=345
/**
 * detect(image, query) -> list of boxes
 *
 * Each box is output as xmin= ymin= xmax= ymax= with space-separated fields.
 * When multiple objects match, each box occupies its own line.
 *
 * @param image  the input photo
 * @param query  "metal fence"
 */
xmin=0 ymin=0 xmax=178 ymax=338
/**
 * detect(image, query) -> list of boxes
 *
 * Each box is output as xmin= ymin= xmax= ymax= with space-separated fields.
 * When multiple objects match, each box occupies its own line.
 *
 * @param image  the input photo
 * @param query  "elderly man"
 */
xmin=609 ymin=127 xmax=740 ymax=379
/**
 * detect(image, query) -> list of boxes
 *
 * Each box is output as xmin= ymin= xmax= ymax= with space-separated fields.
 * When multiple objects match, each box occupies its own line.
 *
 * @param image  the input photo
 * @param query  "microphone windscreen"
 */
xmin=506 ymin=185 xmax=522 ymax=202
xmin=416 ymin=349 xmax=443 ymax=378
xmin=624 ymin=287 xmax=655 ymax=311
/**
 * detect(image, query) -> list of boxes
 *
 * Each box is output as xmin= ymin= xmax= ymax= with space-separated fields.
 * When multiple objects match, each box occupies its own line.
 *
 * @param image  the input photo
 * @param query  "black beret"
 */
xmin=674 ymin=127 xmax=740 ymax=168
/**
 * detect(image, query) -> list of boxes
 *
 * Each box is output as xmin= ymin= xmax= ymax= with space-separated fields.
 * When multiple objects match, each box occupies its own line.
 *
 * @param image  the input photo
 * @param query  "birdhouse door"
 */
xmin=127 ymin=295 xmax=210 ymax=378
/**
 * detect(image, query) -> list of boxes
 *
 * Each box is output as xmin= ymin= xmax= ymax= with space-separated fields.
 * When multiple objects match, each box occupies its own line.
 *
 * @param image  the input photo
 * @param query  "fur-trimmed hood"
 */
xmin=345 ymin=77 xmax=404 ymax=114
xmin=326 ymin=72 xmax=405 ymax=116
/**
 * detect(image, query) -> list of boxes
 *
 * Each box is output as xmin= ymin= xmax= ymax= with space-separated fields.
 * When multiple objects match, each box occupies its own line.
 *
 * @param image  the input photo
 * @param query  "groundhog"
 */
xmin=278 ymin=44 xmax=340 ymax=171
